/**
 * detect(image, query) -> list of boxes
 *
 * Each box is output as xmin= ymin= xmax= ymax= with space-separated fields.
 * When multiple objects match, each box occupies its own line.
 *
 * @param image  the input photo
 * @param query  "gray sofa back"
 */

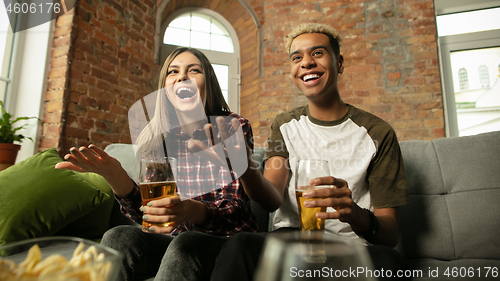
xmin=396 ymin=131 xmax=500 ymax=262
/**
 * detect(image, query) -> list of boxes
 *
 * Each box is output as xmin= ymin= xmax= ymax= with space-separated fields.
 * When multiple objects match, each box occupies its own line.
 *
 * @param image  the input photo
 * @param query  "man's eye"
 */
xmin=292 ymin=56 xmax=301 ymax=61
xmin=313 ymin=51 xmax=323 ymax=56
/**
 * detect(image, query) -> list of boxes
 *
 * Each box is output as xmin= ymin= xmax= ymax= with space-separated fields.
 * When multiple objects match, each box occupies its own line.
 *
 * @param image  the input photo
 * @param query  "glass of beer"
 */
xmin=295 ymin=159 xmax=330 ymax=231
xmin=139 ymin=157 xmax=177 ymax=233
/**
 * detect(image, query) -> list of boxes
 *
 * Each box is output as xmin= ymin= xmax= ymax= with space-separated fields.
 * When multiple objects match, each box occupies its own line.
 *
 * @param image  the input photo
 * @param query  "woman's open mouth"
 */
xmin=175 ymin=86 xmax=197 ymax=102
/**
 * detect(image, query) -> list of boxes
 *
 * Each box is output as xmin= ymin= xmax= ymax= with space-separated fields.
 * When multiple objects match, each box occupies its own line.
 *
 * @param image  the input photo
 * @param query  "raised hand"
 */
xmin=55 ymin=144 xmax=135 ymax=198
xmin=187 ymin=116 xmax=253 ymax=178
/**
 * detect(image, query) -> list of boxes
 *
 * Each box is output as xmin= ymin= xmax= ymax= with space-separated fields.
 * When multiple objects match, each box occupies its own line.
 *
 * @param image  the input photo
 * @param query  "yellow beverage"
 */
xmin=296 ymin=190 xmax=326 ymax=231
xmin=140 ymin=181 xmax=176 ymax=231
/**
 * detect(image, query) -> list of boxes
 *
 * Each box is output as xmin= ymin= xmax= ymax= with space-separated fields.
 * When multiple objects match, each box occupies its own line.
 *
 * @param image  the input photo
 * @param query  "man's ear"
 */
xmin=338 ymin=54 xmax=344 ymax=74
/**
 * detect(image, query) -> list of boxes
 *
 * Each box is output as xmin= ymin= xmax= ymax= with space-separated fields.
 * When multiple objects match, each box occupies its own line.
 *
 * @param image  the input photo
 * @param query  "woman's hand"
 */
xmin=55 ymin=145 xmax=115 ymax=176
xmin=55 ymin=144 xmax=135 ymax=198
xmin=187 ymin=116 xmax=254 ymax=175
xmin=141 ymin=195 xmax=208 ymax=234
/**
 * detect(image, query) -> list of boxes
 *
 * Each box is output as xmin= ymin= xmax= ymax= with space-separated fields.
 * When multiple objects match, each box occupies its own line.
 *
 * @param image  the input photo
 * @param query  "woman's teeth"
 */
xmin=176 ymin=87 xmax=195 ymax=99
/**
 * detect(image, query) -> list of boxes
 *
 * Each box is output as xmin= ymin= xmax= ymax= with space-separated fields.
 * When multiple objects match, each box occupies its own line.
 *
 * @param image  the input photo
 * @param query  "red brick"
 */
xmin=104 ymin=5 xmax=116 ymax=17
xmin=387 ymin=71 xmax=401 ymax=80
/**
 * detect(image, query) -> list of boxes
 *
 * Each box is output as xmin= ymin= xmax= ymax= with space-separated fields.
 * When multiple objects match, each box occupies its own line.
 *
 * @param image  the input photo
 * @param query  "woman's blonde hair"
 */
xmin=135 ymin=48 xmax=230 ymax=157
xmin=285 ymin=23 xmax=343 ymax=55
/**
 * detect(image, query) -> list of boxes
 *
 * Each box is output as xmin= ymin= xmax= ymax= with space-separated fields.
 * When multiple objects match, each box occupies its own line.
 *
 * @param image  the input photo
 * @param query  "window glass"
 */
xmin=458 ymin=68 xmax=469 ymax=91
xmin=0 ymin=1 xmax=10 ymax=66
xmin=212 ymin=64 xmax=229 ymax=105
xmin=163 ymin=12 xmax=234 ymax=53
xmin=190 ymin=31 xmax=210 ymax=50
xmin=191 ymin=13 xmax=211 ymax=33
xmin=169 ymin=15 xmax=190 ymax=29
xmin=211 ymin=34 xmax=234 ymax=53
xmin=478 ymin=65 xmax=490 ymax=87
xmin=211 ymin=20 xmax=229 ymax=36
xmin=0 ymin=80 xmax=6 ymax=101
xmin=212 ymin=64 xmax=229 ymax=90
xmin=164 ymin=27 xmax=190 ymax=47
xmin=437 ymin=7 xmax=500 ymax=37
xmin=450 ymin=47 xmax=500 ymax=136
xmin=0 ymin=2 xmax=13 ymax=103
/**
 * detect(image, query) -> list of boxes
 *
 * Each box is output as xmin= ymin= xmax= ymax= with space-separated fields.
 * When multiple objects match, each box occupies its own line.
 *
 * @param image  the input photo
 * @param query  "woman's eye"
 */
xmin=190 ymin=68 xmax=202 ymax=73
xmin=167 ymin=70 xmax=178 ymax=75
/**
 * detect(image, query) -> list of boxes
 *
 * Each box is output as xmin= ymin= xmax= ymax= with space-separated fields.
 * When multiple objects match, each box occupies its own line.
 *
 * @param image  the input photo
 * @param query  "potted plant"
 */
xmin=0 ymin=100 xmax=39 ymax=166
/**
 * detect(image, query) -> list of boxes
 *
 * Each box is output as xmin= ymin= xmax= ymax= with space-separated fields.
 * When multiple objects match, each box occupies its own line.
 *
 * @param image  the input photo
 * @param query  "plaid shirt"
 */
xmin=116 ymin=113 xmax=258 ymax=237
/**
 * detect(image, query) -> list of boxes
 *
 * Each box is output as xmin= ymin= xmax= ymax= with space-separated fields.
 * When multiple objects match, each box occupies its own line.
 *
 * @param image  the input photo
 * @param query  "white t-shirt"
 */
xmin=265 ymin=104 xmax=409 ymax=239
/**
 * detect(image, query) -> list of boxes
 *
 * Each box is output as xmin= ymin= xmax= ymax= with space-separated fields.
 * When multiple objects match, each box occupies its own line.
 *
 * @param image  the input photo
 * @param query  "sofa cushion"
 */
xmin=104 ymin=143 xmax=140 ymax=182
xmin=0 ymin=148 xmax=113 ymax=246
xmin=54 ymin=171 xmax=115 ymax=239
xmin=397 ymin=131 xmax=500 ymax=261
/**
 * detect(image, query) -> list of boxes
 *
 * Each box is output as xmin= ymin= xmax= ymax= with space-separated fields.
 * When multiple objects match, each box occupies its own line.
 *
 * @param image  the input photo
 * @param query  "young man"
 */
xmin=210 ymin=23 xmax=411 ymax=281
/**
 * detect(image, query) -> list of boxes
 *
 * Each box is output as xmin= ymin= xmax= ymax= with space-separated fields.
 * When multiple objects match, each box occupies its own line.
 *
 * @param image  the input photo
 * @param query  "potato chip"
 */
xmin=0 ymin=242 xmax=113 ymax=281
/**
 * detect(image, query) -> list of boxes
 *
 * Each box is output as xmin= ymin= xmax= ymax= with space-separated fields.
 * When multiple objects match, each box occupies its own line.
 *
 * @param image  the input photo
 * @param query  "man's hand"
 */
xmin=301 ymin=176 xmax=358 ymax=223
xmin=302 ymin=176 xmax=399 ymax=246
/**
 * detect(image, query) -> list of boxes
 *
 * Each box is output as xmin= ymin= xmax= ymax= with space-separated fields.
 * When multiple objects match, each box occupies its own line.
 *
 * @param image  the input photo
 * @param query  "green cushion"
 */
xmin=0 ymin=148 xmax=112 ymax=246
xmin=54 ymin=171 xmax=115 ymax=240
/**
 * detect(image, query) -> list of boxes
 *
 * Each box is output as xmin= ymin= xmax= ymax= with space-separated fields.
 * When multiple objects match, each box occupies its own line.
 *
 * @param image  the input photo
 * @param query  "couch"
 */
xmin=1 ymin=131 xmax=498 ymax=280
xmin=395 ymin=131 xmax=500 ymax=280
xmin=103 ymin=131 xmax=500 ymax=280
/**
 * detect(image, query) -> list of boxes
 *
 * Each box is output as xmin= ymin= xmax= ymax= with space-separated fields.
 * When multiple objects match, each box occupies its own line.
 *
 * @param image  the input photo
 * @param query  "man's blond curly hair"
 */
xmin=285 ymin=23 xmax=343 ymax=54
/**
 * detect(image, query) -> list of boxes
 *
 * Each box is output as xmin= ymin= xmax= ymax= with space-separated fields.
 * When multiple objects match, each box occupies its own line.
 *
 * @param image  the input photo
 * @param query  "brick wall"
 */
xmin=42 ymin=0 xmax=159 ymax=154
xmin=254 ymin=0 xmax=443 ymax=143
xmin=40 ymin=0 xmax=443 ymax=154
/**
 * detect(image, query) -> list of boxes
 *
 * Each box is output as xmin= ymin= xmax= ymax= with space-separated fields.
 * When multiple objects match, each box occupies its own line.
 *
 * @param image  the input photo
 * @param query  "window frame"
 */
xmin=438 ymin=29 xmax=500 ymax=137
xmin=436 ymin=0 xmax=500 ymax=137
xmin=0 ymin=2 xmax=19 ymax=108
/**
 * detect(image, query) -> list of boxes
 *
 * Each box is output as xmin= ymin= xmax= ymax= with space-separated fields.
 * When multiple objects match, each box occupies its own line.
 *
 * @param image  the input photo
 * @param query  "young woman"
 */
xmin=56 ymin=47 xmax=258 ymax=280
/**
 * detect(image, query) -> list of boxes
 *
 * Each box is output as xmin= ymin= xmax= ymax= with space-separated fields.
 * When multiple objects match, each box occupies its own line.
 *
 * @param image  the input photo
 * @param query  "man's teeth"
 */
xmin=303 ymin=74 xmax=320 ymax=82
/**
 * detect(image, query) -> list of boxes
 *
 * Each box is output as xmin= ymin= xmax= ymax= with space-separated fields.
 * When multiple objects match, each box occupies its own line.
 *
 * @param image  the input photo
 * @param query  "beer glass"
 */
xmin=295 ymin=159 xmax=330 ymax=231
xmin=139 ymin=157 xmax=177 ymax=233
xmin=254 ymin=231 xmax=376 ymax=281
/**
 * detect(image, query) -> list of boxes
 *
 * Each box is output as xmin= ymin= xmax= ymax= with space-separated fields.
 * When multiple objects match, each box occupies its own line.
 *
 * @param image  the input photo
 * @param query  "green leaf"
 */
xmin=0 ymin=100 xmax=38 ymax=144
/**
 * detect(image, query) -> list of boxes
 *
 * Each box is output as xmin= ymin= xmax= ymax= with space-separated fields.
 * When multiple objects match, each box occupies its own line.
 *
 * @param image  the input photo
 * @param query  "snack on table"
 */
xmin=0 ymin=242 xmax=112 ymax=281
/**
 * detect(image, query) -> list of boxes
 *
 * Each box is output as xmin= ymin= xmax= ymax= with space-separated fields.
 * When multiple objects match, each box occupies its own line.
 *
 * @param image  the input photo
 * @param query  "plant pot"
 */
xmin=0 ymin=143 xmax=21 ymax=165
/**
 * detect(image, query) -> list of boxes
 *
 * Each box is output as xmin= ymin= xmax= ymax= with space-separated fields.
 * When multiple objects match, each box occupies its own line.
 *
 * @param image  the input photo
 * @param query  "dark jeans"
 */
xmin=211 ymin=229 xmax=411 ymax=281
xmin=101 ymin=225 xmax=227 ymax=281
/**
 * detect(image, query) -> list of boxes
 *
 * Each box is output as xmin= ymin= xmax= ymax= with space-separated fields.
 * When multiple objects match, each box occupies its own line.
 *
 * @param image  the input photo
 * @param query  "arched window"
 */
xmin=458 ymin=68 xmax=469 ymax=91
xmin=478 ymin=65 xmax=490 ymax=87
xmin=160 ymin=8 xmax=240 ymax=113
